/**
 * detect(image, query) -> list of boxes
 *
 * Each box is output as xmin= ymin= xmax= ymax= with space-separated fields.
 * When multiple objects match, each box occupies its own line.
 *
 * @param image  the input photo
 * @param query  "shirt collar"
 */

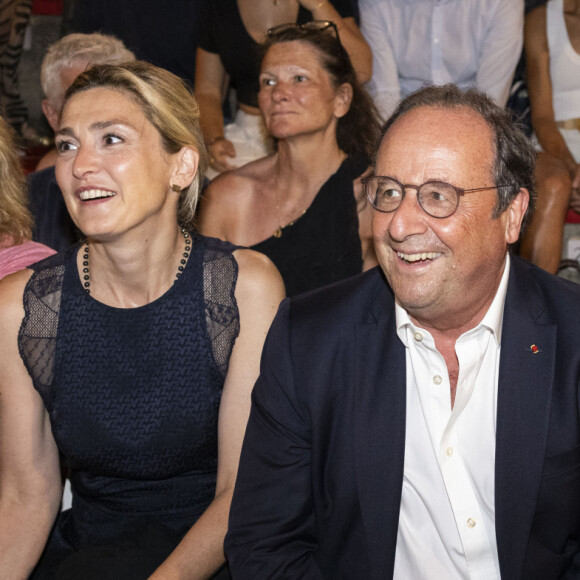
xmin=395 ymin=253 xmax=511 ymax=346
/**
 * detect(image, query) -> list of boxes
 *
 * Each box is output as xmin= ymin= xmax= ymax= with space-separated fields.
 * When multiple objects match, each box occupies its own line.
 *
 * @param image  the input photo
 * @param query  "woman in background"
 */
xmin=0 ymin=115 xmax=55 ymax=279
xmin=0 ymin=61 xmax=283 ymax=579
xmin=199 ymin=22 xmax=380 ymax=297
xmin=196 ymin=0 xmax=371 ymax=176
xmin=520 ymin=0 xmax=580 ymax=272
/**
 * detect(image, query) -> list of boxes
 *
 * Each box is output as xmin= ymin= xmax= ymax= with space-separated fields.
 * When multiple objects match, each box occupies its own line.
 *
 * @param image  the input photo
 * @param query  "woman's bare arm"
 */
xmin=299 ymin=0 xmax=372 ymax=83
xmin=149 ymin=250 xmax=285 ymax=580
xmin=0 ymin=270 xmax=63 ymax=580
xmin=195 ymin=47 xmax=237 ymax=173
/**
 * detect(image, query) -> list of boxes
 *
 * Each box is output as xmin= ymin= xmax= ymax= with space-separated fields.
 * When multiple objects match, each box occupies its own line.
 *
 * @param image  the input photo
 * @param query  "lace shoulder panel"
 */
xmin=201 ymin=236 xmax=240 ymax=379
xmin=18 ymin=252 xmax=67 ymax=401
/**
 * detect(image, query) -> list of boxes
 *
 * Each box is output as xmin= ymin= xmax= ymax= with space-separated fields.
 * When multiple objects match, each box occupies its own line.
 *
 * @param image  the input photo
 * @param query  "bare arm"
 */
xmin=195 ymin=47 xmax=237 ymax=174
xmin=149 ymin=251 xmax=285 ymax=580
xmin=526 ymin=5 xmax=580 ymax=186
xmin=299 ymin=0 xmax=372 ymax=83
xmin=0 ymin=271 xmax=63 ymax=580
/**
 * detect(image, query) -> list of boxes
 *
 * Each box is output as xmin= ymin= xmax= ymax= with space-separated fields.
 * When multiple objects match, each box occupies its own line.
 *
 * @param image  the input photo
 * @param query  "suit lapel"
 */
xmin=495 ymin=259 xmax=556 ymax=579
xmin=354 ymin=279 xmax=406 ymax=580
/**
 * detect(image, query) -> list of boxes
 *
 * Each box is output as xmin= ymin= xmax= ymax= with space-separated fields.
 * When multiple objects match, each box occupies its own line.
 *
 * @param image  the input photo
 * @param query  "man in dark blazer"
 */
xmin=225 ymin=85 xmax=580 ymax=579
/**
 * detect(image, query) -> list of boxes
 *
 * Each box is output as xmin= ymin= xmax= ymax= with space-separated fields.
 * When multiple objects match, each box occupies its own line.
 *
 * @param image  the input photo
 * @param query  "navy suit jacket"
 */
xmin=226 ymin=256 xmax=580 ymax=579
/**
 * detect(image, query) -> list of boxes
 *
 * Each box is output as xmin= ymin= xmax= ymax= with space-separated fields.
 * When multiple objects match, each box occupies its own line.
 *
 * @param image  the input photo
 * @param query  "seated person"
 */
xmin=0 ymin=115 xmax=55 ymax=278
xmin=29 ymin=33 xmax=135 ymax=252
xmin=0 ymin=61 xmax=284 ymax=579
xmin=196 ymin=0 xmax=371 ymax=177
xmin=199 ymin=22 xmax=380 ymax=297
xmin=520 ymin=0 xmax=580 ymax=273
xmin=359 ymin=0 xmax=524 ymax=120
xmin=37 ymin=32 xmax=135 ymax=170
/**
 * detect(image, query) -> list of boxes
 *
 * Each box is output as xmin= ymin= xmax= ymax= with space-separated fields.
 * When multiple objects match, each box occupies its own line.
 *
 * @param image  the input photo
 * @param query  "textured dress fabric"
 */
xmin=19 ymin=233 xmax=240 ymax=579
xmin=547 ymin=0 xmax=580 ymax=161
xmin=251 ymin=154 xmax=368 ymax=297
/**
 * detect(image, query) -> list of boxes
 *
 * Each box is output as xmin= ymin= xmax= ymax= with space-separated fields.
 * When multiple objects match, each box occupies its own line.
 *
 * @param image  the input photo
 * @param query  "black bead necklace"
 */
xmin=82 ymin=228 xmax=191 ymax=294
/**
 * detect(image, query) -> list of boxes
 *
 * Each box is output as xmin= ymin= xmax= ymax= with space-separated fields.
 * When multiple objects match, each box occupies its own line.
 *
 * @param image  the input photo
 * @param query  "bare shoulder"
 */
xmin=0 ymin=269 xmax=33 ymax=325
xmin=205 ymin=155 xmax=275 ymax=201
xmin=233 ymin=249 xmax=285 ymax=310
xmin=198 ymin=157 xmax=275 ymax=240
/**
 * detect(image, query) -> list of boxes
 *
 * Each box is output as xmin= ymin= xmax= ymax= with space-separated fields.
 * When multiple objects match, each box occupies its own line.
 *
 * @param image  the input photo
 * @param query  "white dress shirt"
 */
xmin=393 ymin=255 xmax=511 ymax=579
xmin=360 ymin=0 xmax=524 ymax=120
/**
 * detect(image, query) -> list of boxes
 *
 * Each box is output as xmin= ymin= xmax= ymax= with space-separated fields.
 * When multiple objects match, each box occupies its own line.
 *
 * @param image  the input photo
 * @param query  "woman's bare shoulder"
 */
xmin=0 ymin=269 xmax=34 ymax=345
xmin=232 ymin=248 xmax=285 ymax=304
xmin=206 ymin=155 xmax=276 ymax=199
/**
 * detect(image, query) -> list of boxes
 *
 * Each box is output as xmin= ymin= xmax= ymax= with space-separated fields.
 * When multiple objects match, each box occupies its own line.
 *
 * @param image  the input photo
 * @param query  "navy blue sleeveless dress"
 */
xmin=19 ymin=233 xmax=240 ymax=579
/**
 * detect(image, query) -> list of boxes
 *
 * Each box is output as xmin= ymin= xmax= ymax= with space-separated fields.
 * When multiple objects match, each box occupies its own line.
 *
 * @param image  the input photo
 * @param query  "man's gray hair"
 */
xmin=41 ymin=33 xmax=135 ymax=107
xmin=377 ymin=84 xmax=537 ymax=235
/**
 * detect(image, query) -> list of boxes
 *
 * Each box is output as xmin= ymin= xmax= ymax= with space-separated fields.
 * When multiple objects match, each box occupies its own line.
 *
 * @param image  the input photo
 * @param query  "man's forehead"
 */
xmin=376 ymin=105 xmax=494 ymax=170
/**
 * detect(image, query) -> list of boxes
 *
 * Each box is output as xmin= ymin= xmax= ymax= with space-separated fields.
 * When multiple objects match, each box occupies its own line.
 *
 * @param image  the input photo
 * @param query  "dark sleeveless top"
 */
xmin=19 ymin=233 xmax=240 ymax=579
xmin=251 ymin=153 xmax=368 ymax=297
xmin=198 ymin=0 xmax=354 ymax=108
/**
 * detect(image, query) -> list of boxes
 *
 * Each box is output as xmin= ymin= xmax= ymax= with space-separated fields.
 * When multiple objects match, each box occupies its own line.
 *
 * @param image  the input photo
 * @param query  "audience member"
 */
xmin=0 ymin=115 xmax=55 ymax=278
xmin=227 ymin=85 xmax=580 ymax=579
xmin=199 ymin=22 xmax=380 ymax=297
xmin=196 ymin=0 xmax=372 ymax=177
xmin=360 ymin=0 xmax=524 ymax=120
xmin=520 ymin=0 xmax=580 ymax=273
xmin=38 ymin=32 xmax=135 ymax=170
xmin=0 ymin=61 xmax=284 ymax=579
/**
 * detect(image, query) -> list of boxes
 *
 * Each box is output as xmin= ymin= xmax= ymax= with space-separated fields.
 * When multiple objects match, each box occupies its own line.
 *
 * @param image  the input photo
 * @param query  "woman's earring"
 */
xmin=171 ymin=183 xmax=182 ymax=192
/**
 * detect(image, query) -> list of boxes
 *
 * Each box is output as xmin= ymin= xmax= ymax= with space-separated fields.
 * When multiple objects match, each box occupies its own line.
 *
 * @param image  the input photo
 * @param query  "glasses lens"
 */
xmin=366 ymin=177 xmax=403 ymax=212
xmin=418 ymin=182 xmax=459 ymax=218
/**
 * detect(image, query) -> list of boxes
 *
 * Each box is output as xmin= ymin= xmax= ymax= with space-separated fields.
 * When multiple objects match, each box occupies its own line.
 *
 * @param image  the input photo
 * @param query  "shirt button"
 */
xmin=414 ymin=332 xmax=423 ymax=342
xmin=433 ymin=375 xmax=442 ymax=385
xmin=467 ymin=518 xmax=476 ymax=528
xmin=446 ymin=447 xmax=453 ymax=457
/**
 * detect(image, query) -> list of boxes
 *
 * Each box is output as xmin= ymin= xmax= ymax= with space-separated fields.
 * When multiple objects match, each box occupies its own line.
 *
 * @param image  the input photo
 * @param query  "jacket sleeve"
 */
xmin=225 ymin=299 xmax=325 ymax=579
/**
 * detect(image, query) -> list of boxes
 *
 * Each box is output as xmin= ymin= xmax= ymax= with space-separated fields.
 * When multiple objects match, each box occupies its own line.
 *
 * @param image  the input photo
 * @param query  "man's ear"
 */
xmin=170 ymin=146 xmax=200 ymax=191
xmin=41 ymin=99 xmax=60 ymax=132
xmin=505 ymin=188 xmax=530 ymax=244
xmin=334 ymin=82 xmax=354 ymax=119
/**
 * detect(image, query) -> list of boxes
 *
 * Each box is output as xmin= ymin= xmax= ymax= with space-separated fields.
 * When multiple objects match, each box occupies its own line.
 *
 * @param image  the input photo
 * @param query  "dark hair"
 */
xmin=63 ymin=61 xmax=207 ymax=229
xmin=262 ymin=24 xmax=380 ymax=161
xmin=378 ymin=84 xmax=537 ymax=234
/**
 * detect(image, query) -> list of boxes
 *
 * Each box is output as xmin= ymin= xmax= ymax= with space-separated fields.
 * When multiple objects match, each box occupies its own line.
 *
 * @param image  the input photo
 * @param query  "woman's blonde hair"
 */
xmin=64 ymin=61 xmax=208 ymax=229
xmin=0 ymin=115 xmax=32 ymax=244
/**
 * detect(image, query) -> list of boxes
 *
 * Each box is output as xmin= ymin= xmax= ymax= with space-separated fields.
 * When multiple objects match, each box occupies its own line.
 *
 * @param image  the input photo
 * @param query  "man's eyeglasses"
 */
xmin=267 ymin=20 xmax=340 ymax=42
xmin=362 ymin=175 xmax=516 ymax=219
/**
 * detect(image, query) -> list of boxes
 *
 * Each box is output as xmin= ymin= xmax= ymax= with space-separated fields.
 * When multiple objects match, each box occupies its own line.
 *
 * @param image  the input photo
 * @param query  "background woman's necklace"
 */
xmin=273 ymin=189 xmax=308 ymax=238
xmin=82 ymin=228 xmax=191 ymax=294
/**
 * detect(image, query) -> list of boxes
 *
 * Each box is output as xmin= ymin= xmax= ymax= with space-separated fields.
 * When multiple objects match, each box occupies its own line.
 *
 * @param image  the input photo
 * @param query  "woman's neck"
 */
xmin=79 ymin=225 xmax=188 ymax=309
xmin=275 ymin=133 xmax=346 ymax=191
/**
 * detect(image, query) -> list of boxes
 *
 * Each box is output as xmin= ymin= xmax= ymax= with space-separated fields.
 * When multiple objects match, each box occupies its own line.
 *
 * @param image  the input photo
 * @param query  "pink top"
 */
xmin=0 ymin=240 xmax=57 ymax=280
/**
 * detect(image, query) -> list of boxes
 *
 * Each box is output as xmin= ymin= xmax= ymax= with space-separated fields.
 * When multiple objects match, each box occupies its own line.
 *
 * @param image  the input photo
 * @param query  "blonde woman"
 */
xmin=0 ymin=115 xmax=55 ymax=279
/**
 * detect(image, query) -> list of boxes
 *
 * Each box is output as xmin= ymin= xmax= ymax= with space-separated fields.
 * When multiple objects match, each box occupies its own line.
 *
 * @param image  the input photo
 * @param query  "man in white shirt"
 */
xmin=226 ymin=84 xmax=580 ymax=579
xmin=360 ymin=0 xmax=524 ymax=120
